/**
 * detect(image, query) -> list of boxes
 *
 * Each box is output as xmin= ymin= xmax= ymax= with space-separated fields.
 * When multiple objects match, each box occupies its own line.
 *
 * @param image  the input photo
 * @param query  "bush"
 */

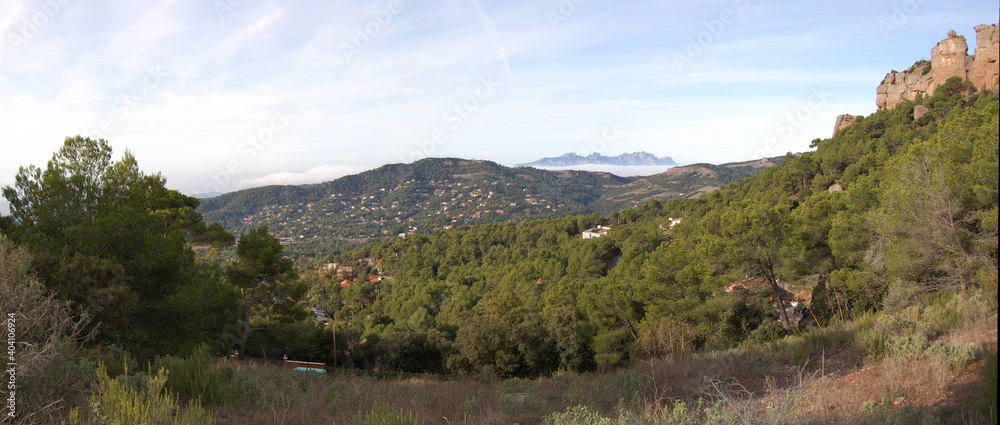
xmin=924 ymin=340 xmax=974 ymax=369
xmin=230 ymin=366 xmax=310 ymax=412
xmin=152 ymin=344 xmax=234 ymax=405
xmin=544 ymin=405 xmax=618 ymax=425
xmin=888 ymin=333 xmax=928 ymax=361
xmin=68 ymin=362 xmax=214 ymax=425
xmin=0 ymin=236 xmax=93 ymax=424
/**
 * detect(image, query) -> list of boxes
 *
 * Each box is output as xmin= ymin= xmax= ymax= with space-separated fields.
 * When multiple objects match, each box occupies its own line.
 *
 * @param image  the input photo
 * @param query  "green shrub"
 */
xmin=230 ymin=367 xmax=309 ymax=413
xmin=851 ymin=325 xmax=889 ymax=363
xmin=71 ymin=362 xmax=214 ymax=425
xmin=543 ymin=405 xmax=617 ymax=425
xmin=924 ymin=340 xmax=975 ymax=369
xmin=888 ymin=333 xmax=927 ymax=361
xmin=918 ymin=295 xmax=962 ymax=337
xmin=616 ymin=369 xmax=643 ymax=411
xmin=152 ymin=344 xmax=234 ymax=405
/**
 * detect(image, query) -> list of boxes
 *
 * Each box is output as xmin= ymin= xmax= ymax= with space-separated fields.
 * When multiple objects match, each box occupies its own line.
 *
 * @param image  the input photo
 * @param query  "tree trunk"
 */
xmin=761 ymin=267 xmax=792 ymax=328
xmin=238 ymin=287 xmax=255 ymax=358
xmin=769 ymin=282 xmax=791 ymax=328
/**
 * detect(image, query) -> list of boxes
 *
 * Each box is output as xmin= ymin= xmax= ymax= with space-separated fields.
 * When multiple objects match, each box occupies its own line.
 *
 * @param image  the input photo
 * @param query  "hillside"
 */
xmin=590 ymin=156 xmax=784 ymax=213
xmin=197 ymin=157 xmax=778 ymax=254
xmin=297 ymin=85 xmax=997 ymax=379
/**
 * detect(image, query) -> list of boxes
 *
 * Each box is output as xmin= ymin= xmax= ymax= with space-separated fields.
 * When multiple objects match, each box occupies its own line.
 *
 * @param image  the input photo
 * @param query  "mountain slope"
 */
xmin=590 ymin=157 xmax=785 ymax=213
xmin=197 ymin=156 xmax=780 ymax=253
xmin=198 ymin=158 xmax=632 ymax=246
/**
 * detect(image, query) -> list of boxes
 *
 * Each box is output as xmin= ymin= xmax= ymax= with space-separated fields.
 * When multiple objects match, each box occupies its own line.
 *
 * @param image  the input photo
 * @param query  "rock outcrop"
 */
xmin=970 ymin=24 xmax=1000 ymax=90
xmin=875 ymin=24 xmax=999 ymax=110
xmin=832 ymin=114 xmax=861 ymax=137
xmin=931 ymin=30 xmax=971 ymax=85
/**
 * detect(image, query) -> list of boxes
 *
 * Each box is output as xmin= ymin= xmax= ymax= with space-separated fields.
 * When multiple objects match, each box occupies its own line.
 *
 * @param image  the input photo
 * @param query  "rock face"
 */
xmin=876 ymin=61 xmax=934 ymax=109
xmin=931 ymin=30 xmax=970 ymax=84
xmin=970 ymin=24 xmax=1000 ymax=90
xmin=876 ymin=24 xmax=1000 ymax=110
xmin=832 ymin=114 xmax=860 ymax=137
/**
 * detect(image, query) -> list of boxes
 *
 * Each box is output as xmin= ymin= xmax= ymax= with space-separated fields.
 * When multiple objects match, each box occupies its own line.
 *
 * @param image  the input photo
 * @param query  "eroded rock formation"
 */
xmin=876 ymin=24 xmax=999 ymax=110
xmin=970 ymin=24 xmax=1000 ymax=90
xmin=832 ymin=114 xmax=861 ymax=137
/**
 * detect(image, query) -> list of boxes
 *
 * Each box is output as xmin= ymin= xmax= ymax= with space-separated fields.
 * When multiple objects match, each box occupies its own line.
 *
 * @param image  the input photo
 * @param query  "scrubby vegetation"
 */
xmin=0 ymin=84 xmax=995 ymax=423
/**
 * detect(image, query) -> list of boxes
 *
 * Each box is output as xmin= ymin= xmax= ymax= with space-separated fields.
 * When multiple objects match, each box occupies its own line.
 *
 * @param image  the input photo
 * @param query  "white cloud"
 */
xmin=2 ymin=0 xmax=996 ymax=195
xmin=236 ymin=165 xmax=372 ymax=188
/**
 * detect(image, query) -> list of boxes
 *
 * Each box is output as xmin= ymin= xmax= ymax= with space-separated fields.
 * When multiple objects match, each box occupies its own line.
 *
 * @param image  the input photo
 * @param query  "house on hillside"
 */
xmin=668 ymin=217 xmax=683 ymax=228
xmin=310 ymin=307 xmax=331 ymax=323
xmin=582 ymin=225 xmax=611 ymax=239
xmin=337 ymin=266 xmax=354 ymax=279
xmin=340 ymin=279 xmax=354 ymax=288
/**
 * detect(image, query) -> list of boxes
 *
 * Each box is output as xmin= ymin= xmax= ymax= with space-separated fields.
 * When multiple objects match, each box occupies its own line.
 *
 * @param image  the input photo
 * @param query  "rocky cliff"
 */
xmin=876 ymin=24 xmax=999 ymax=109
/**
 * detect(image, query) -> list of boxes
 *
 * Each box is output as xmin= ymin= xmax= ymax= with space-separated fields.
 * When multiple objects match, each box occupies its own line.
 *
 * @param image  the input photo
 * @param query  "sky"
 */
xmin=1 ymin=0 xmax=997 ymax=202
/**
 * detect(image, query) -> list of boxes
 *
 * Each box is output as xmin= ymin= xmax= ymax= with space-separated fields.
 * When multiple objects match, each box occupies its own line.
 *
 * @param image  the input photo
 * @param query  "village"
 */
xmin=234 ymin=177 xmax=570 ymax=244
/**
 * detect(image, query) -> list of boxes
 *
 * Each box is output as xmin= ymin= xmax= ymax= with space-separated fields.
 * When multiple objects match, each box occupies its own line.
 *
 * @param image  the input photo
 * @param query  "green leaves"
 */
xmin=873 ymin=95 xmax=999 ymax=291
xmin=2 ymin=137 xmax=239 ymax=356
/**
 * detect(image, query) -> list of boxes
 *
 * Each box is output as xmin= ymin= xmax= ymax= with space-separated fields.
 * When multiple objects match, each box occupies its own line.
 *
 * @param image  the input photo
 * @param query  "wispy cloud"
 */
xmin=1 ymin=0 xmax=995 ymax=195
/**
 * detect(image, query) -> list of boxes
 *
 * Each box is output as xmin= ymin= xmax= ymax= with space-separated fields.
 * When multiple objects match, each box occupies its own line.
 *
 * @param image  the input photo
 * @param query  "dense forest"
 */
xmin=294 ymin=82 xmax=996 ymax=376
xmin=0 ymin=78 xmax=995 ymax=424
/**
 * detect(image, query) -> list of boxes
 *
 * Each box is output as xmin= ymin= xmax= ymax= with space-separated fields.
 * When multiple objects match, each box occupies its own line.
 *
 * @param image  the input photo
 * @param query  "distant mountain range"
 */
xmin=517 ymin=152 xmax=677 ymax=167
xmin=197 ymin=156 xmax=782 ymax=257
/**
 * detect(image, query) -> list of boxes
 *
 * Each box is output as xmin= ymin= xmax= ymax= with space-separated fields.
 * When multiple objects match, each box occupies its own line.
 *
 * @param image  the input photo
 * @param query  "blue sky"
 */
xmin=1 ymin=0 xmax=996 ymax=199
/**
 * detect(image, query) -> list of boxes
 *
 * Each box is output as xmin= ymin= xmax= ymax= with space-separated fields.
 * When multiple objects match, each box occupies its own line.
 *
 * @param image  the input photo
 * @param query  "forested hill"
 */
xmin=196 ymin=157 xmax=780 ymax=252
xmin=298 ymin=84 xmax=996 ymax=376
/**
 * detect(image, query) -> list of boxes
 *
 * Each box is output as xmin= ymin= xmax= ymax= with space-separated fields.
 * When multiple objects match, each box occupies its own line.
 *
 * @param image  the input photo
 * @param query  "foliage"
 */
xmin=226 ymin=225 xmax=300 ymax=357
xmin=196 ymin=157 xmax=776 ymax=256
xmin=151 ymin=345 xmax=234 ymax=405
xmin=0 ymin=235 xmax=92 ymax=424
xmin=70 ymin=362 xmax=214 ymax=425
xmin=283 ymin=92 xmax=996 ymax=377
xmin=1 ymin=137 xmax=239 ymax=356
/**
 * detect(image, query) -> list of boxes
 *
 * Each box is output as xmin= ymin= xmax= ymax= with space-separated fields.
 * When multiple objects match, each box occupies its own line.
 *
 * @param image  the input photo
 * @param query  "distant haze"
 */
xmin=526 ymin=164 xmax=675 ymax=176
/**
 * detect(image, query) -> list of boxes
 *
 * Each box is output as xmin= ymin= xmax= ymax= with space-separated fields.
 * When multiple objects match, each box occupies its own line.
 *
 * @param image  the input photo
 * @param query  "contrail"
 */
xmin=468 ymin=0 xmax=524 ymax=98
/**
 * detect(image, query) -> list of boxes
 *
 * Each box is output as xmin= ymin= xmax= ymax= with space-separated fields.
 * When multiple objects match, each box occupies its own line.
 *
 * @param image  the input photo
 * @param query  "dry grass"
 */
xmin=204 ymin=304 xmax=995 ymax=425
